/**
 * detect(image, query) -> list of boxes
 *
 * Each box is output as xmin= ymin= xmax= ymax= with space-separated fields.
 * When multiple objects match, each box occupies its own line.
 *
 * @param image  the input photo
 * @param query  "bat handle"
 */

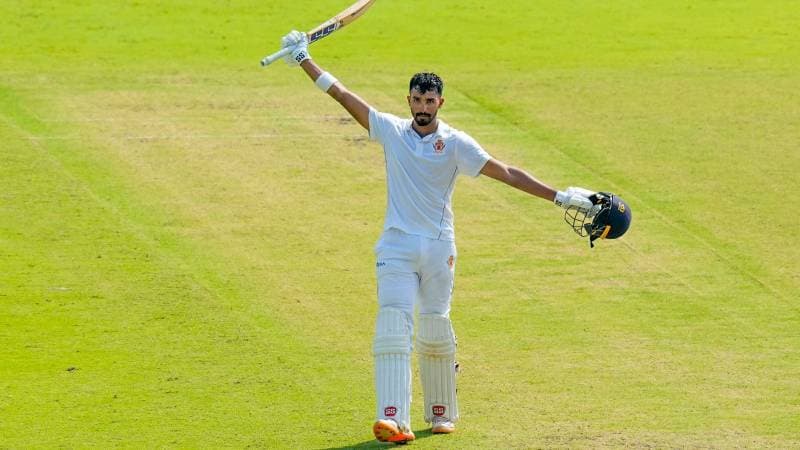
xmin=260 ymin=47 xmax=292 ymax=67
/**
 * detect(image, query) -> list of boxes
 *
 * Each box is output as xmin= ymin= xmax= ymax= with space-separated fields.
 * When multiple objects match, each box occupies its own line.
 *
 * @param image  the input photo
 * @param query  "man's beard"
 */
xmin=414 ymin=112 xmax=434 ymax=126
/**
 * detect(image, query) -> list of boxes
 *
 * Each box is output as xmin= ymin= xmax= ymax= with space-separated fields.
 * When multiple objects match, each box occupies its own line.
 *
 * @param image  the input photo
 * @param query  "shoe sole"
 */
xmin=432 ymin=424 xmax=455 ymax=434
xmin=373 ymin=420 xmax=415 ymax=443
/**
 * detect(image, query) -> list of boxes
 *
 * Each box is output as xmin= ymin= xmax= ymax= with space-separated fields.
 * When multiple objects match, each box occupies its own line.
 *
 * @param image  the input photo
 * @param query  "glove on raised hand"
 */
xmin=280 ymin=30 xmax=310 ymax=66
xmin=280 ymin=30 xmax=306 ymax=48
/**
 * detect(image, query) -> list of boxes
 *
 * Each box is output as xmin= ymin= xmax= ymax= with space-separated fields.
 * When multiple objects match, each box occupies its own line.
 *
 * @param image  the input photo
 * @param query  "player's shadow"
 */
xmin=322 ymin=428 xmax=434 ymax=449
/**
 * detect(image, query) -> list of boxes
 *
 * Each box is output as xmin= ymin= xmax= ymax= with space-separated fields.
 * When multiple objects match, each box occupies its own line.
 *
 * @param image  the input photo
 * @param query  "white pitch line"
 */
xmin=36 ymin=115 xmax=353 ymax=123
xmin=26 ymin=133 xmax=361 ymax=141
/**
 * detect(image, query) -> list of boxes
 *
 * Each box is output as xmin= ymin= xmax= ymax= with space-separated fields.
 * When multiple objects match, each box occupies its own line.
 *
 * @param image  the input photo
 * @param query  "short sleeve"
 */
xmin=368 ymin=108 xmax=397 ymax=144
xmin=455 ymin=132 xmax=492 ymax=177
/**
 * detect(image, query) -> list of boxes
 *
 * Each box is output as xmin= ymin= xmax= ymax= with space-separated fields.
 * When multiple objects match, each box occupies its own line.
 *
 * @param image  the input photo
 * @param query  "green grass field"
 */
xmin=2 ymin=0 xmax=799 ymax=447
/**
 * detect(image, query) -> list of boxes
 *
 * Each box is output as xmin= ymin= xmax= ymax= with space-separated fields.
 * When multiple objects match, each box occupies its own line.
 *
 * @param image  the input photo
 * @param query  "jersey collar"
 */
xmin=406 ymin=119 xmax=452 ymax=142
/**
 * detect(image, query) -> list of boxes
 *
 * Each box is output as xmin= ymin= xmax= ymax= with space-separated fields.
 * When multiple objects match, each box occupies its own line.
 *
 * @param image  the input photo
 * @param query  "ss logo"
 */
xmin=310 ymin=23 xmax=337 ymax=42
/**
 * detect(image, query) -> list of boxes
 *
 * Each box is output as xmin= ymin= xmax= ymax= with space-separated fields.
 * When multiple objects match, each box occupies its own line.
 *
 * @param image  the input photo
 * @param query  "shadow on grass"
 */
xmin=323 ymin=429 xmax=434 ymax=449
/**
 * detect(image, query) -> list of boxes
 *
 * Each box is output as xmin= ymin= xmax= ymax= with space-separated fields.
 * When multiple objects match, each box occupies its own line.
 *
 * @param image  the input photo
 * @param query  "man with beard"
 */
xmin=278 ymin=31 xmax=597 ymax=444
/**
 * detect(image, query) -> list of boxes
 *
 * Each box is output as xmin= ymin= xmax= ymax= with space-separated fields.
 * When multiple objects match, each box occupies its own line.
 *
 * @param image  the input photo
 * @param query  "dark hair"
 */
xmin=409 ymin=72 xmax=444 ymax=96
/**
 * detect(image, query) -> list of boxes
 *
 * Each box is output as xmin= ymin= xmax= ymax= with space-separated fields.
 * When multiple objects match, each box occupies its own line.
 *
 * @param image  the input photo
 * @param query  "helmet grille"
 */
xmin=564 ymin=205 xmax=591 ymax=237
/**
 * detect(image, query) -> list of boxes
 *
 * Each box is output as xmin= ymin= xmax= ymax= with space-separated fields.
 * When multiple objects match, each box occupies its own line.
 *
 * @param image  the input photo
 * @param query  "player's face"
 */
xmin=407 ymin=89 xmax=444 ymax=127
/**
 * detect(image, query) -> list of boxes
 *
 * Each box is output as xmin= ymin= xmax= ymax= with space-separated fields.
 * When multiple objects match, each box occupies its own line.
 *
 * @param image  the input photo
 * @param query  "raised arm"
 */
xmin=299 ymin=59 xmax=371 ymax=130
xmin=279 ymin=30 xmax=371 ymax=131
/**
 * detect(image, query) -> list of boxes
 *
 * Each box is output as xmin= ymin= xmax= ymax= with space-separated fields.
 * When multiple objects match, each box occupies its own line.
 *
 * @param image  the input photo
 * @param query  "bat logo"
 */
xmin=432 ymin=405 xmax=446 ymax=416
xmin=309 ymin=23 xmax=339 ymax=43
xmin=384 ymin=406 xmax=397 ymax=417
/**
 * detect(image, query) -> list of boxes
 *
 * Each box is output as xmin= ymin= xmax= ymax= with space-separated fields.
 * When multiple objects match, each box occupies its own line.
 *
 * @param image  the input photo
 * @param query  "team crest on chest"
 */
xmin=434 ymin=138 xmax=446 ymax=154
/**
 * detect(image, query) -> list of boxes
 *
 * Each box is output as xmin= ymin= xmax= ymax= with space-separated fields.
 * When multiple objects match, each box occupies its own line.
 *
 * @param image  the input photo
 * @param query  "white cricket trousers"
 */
xmin=374 ymin=228 xmax=456 ymax=317
xmin=372 ymin=228 xmax=457 ymax=427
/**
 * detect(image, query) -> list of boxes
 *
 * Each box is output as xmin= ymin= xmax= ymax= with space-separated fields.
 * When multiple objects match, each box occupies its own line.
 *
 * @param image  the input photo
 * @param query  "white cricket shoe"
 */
xmin=373 ymin=419 xmax=415 ymax=444
xmin=431 ymin=416 xmax=455 ymax=434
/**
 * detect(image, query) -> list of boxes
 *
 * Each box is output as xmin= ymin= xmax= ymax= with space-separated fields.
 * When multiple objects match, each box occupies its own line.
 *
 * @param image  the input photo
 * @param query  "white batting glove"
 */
xmin=280 ymin=30 xmax=307 ymax=49
xmin=566 ymin=186 xmax=596 ymax=198
xmin=280 ymin=30 xmax=310 ymax=67
xmin=286 ymin=45 xmax=311 ymax=66
xmin=554 ymin=186 xmax=595 ymax=212
xmin=566 ymin=186 xmax=603 ymax=217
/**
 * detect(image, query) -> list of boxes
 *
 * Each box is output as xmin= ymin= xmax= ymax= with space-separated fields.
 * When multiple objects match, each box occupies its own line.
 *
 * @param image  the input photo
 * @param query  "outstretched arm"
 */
xmin=480 ymin=158 xmax=597 ymax=211
xmin=299 ymin=59 xmax=371 ymax=131
xmin=480 ymin=158 xmax=557 ymax=201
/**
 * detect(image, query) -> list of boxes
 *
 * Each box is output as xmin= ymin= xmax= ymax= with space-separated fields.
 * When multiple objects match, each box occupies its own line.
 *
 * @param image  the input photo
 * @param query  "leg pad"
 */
xmin=417 ymin=313 xmax=459 ymax=423
xmin=373 ymin=308 xmax=412 ymax=428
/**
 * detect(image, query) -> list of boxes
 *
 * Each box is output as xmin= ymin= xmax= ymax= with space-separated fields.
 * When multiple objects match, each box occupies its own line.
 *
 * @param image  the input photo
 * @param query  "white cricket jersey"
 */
xmin=369 ymin=108 xmax=492 ymax=241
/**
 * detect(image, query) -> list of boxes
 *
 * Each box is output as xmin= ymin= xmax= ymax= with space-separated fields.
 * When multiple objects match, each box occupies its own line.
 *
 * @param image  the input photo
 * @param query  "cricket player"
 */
xmin=279 ymin=31 xmax=598 ymax=444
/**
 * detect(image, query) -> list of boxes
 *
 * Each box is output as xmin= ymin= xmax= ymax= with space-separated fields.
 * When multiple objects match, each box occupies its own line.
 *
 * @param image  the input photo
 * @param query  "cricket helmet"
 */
xmin=565 ymin=192 xmax=631 ymax=247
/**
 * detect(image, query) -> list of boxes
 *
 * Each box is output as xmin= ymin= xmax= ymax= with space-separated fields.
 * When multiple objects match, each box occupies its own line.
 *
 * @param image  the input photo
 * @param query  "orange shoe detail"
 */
xmin=373 ymin=419 xmax=416 ymax=444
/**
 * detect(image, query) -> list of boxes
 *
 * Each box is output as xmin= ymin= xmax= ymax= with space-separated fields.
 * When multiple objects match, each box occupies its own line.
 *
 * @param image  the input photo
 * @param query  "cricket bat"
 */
xmin=260 ymin=0 xmax=377 ymax=67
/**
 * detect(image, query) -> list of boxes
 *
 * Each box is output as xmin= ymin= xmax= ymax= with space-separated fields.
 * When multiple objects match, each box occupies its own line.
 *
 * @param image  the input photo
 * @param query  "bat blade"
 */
xmin=261 ymin=0 xmax=377 ymax=67
xmin=307 ymin=0 xmax=377 ymax=43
